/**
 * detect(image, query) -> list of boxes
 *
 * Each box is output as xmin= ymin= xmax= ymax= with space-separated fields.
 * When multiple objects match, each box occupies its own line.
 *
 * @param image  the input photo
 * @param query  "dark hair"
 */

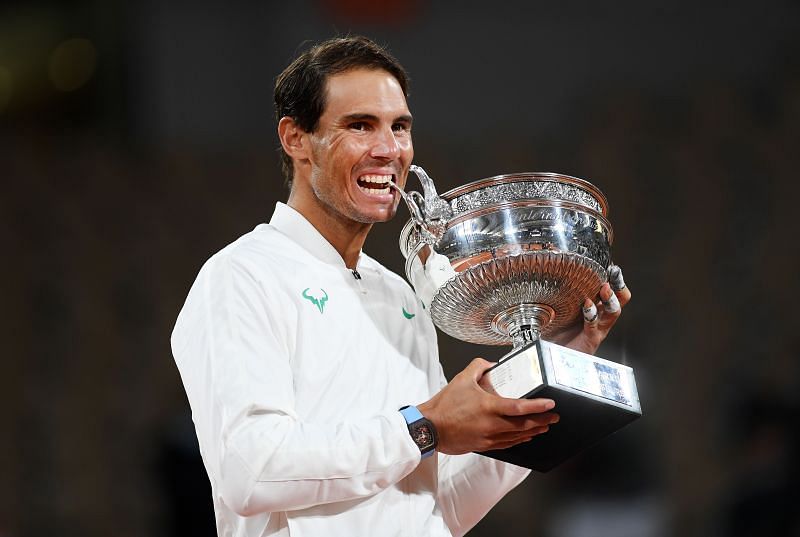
xmin=274 ymin=36 xmax=410 ymax=187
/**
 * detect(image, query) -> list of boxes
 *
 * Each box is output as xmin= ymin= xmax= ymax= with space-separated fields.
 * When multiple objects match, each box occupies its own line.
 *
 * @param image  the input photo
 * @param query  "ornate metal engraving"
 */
xmin=429 ymin=252 xmax=606 ymax=345
xmin=450 ymin=181 xmax=603 ymax=216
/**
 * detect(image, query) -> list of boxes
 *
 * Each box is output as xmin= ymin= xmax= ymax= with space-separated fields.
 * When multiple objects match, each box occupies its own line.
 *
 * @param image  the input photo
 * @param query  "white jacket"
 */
xmin=171 ymin=203 xmax=530 ymax=536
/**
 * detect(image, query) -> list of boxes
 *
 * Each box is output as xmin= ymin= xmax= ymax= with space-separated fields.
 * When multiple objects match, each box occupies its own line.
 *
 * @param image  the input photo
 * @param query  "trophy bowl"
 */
xmin=399 ymin=166 xmax=613 ymax=348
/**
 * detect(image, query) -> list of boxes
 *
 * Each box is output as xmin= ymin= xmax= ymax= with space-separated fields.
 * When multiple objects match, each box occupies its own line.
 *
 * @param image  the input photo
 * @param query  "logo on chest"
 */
xmin=302 ymin=288 xmax=329 ymax=314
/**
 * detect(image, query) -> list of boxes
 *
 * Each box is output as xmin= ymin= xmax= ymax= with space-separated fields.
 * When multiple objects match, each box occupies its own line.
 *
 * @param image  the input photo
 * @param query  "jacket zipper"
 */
xmin=350 ymin=268 xmax=367 ymax=294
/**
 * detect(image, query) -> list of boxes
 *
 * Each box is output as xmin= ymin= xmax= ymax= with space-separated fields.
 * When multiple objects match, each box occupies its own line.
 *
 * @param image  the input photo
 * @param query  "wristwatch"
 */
xmin=399 ymin=405 xmax=438 ymax=458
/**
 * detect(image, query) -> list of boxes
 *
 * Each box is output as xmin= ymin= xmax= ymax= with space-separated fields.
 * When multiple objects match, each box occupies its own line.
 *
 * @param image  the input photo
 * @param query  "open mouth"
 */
xmin=356 ymin=174 xmax=393 ymax=195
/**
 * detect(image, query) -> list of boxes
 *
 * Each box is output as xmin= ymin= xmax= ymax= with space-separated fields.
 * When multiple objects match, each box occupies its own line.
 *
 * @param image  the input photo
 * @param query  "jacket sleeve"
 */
xmin=433 ymin=365 xmax=531 ymax=536
xmin=171 ymin=254 xmax=421 ymax=517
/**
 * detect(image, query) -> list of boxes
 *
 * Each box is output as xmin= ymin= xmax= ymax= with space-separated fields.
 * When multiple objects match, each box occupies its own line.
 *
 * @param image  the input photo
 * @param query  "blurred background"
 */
xmin=3 ymin=1 xmax=800 ymax=536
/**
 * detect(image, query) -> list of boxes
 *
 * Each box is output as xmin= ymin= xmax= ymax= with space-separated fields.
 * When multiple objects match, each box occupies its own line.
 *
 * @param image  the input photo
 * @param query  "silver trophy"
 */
xmin=395 ymin=165 xmax=642 ymax=471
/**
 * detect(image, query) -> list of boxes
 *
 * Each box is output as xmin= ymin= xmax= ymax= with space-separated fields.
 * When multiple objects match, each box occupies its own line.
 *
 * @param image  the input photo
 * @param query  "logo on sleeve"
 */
xmin=302 ymin=288 xmax=329 ymax=314
xmin=402 ymin=306 xmax=415 ymax=319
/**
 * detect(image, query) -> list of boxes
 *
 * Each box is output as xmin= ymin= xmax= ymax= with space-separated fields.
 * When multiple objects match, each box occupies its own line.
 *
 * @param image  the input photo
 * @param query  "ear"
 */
xmin=278 ymin=116 xmax=311 ymax=163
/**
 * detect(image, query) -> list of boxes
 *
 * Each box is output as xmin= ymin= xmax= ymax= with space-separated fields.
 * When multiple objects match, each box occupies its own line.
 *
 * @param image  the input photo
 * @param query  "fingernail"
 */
xmin=583 ymin=301 xmax=598 ymax=323
xmin=609 ymin=265 xmax=626 ymax=291
xmin=600 ymin=283 xmax=613 ymax=300
xmin=603 ymin=292 xmax=621 ymax=313
xmin=544 ymin=399 xmax=555 ymax=410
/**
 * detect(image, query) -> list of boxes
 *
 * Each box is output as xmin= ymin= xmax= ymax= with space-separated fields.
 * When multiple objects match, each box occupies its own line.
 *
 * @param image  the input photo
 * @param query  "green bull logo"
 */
xmin=302 ymin=288 xmax=329 ymax=314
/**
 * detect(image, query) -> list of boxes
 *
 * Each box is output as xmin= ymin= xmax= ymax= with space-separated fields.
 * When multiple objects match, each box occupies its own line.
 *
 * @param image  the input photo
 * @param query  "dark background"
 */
xmin=3 ymin=1 xmax=800 ymax=536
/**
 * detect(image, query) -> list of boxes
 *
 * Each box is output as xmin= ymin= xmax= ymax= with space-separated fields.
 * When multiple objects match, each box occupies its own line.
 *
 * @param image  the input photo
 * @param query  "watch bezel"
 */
xmin=399 ymin=405 xmax=438 ymax=457
xmin=409 ymin=419 xmax=437 ymax=453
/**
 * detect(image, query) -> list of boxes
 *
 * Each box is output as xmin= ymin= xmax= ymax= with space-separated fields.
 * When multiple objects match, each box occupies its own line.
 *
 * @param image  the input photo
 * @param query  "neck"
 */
xmin=287 ymin=196 xmax=371 ymax=270
xmin=319 ymin=217 xmax=372 ymax=270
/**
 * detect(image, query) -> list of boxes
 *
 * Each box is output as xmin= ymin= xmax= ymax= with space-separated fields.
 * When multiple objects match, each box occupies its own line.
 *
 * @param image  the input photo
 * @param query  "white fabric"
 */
xmin=171 ymin=202 xmax=530 ymax=537
xmin=408 ymin=249 xmax=457 ymax=311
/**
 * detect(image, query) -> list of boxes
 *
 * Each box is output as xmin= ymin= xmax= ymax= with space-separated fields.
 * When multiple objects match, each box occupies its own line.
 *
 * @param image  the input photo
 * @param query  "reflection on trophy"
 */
xmin=394 ymin=165 xmax=642 ymax=471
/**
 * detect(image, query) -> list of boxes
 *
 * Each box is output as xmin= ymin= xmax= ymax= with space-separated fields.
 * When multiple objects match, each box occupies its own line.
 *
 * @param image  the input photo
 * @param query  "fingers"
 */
xmin=608 ymin=264 xmax=632 ymax=307
xmin=488 ymin=436 xmax=542 ymax=451
xmin=493 ymin=396 xmax=556 ymax=417
xmin=483 ymin=412 xmax=560 ymax=450
xmin=578 ymin=284 xmax=620 ymax=339
xmin=465 ymin=357 xmax=497 ymax=382
xmin=599 ymin=283 xmax=621 ymax=314
xmin=582 ymin=265 xmax=631 ymax=328
xmin=577 ymin=283 xmax=621 ymax=344
xmin=475 ymin=413 xmax=558 ymax=451
xmin=497 ymin=411 xmax=560 ymax=433
xmin=566 ymin=265 xmax=632 ymax=355
xmin=487 ymin=425 xmax=552 ymax=450
xmin=595 ymin=263 xmax=632 ymax=322
xmin=427 ymin=360 xmax=561 ymax=454
xmin=582 ymin=299 xmax=598 ymax=324
xmin=608 ymin=264 xmax=626 ymax=291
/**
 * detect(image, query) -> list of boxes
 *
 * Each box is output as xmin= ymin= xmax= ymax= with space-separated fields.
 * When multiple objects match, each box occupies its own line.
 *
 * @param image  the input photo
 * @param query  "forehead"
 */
xmin=321 ymin=68 xmax=409 ymax=118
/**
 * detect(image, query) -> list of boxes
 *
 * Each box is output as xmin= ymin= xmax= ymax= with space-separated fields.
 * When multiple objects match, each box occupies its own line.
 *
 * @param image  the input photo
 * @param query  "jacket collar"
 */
xmin=269 ymin=202 xmax=361 ymax=269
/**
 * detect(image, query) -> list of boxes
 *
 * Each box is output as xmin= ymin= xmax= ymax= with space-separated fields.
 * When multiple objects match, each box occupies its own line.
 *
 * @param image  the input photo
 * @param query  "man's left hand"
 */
xmin=550 ymin=264 xmax=631 ymax=355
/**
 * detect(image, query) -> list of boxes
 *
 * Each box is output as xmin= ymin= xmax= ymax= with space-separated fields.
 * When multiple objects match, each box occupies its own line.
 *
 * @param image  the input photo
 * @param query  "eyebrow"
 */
xmin=342 ymin=113 xmax=414 ymax=124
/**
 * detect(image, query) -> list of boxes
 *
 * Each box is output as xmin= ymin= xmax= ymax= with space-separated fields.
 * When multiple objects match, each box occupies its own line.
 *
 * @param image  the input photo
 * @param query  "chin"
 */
xmin=358 ymin=209 xmax=397 ymax=224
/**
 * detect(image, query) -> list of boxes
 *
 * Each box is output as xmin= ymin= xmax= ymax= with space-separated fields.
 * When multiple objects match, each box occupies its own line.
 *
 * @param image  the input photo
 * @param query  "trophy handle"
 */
xmin=395 ymin=165 xmax=452 ymax=244
xmin=409 ymin=165 xmax=453 ymax=223
xmin=399 ymin=189 xmax=426 ymax=228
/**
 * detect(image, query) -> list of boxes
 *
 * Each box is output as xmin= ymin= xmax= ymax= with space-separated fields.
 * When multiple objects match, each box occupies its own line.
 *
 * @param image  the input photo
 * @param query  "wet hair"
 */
xmin=274 ymin=36 xmax=410 ymax=187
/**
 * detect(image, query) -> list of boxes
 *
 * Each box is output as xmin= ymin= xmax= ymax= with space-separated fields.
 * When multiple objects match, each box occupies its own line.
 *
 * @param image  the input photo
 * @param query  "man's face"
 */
xmin=302 ymin=67 xmax=413 ymax=225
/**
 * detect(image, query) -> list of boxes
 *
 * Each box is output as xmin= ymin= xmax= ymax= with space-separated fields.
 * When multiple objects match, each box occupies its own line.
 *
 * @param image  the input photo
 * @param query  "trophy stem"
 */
xmin=491 ymin=304 xmax=556 ymax=351
xmin=511 ymin=327 xmax=538 ymax=349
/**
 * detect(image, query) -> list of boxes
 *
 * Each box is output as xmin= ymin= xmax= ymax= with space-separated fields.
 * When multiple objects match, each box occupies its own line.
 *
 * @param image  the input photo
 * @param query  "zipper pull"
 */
xmin=351 ymin=269 xmax=362 ymax=280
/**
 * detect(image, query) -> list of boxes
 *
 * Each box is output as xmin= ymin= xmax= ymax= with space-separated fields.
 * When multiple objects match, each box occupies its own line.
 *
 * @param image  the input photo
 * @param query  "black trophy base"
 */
xmin=477 ymin=340 xmax=642 ymax=472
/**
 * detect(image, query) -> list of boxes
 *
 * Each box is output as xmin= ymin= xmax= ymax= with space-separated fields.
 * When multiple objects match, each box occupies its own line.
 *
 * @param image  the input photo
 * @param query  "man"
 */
xmin=171 ymin=36 xmax=630 ymax=536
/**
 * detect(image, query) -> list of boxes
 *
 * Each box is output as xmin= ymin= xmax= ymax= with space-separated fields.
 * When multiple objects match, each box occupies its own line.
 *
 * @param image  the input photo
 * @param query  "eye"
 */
xmin=392 ymin=122 xmax=411 ymax=133
xmin=349 ymin=121 xmax=368 ymax=131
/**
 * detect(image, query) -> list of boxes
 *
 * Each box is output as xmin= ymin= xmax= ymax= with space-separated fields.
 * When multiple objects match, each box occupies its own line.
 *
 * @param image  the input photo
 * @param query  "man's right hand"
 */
xmin=417 ymin=358 xmax=559 ymax=455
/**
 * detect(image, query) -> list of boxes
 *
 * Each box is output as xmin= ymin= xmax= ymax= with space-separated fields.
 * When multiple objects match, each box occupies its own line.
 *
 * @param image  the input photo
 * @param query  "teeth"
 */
xmin=359 ymin=185 xmax=390 ymax=194
xmin=360 ymin=174 xmax=392 ymax=184
xmin=357 ymin=174 xmax=392 ymax=195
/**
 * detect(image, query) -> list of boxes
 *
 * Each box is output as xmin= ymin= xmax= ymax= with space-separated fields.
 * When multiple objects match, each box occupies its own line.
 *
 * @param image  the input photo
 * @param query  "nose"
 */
xmin=369 ymin=126 xmax=401 ymax=160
